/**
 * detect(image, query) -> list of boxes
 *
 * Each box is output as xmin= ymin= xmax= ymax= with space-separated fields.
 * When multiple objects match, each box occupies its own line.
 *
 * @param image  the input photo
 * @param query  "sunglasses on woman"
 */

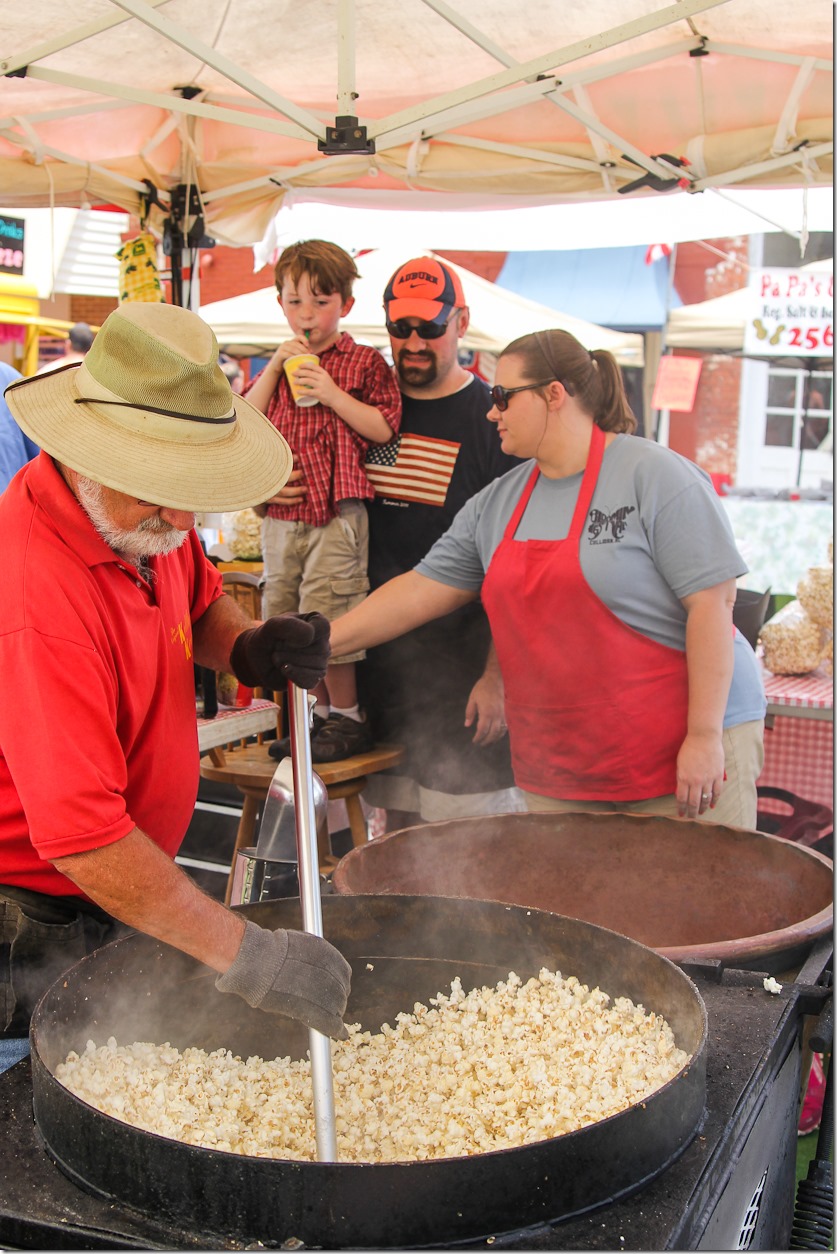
xmin=385 ymin=310 xmax=458 ymax=340
xmin=489 ymin=379 xmax=558 ymax=412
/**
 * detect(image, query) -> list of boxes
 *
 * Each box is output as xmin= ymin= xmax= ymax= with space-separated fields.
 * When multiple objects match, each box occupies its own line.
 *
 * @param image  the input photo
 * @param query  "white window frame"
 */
xmin=737 ymin=358 xmax=833 ymax=489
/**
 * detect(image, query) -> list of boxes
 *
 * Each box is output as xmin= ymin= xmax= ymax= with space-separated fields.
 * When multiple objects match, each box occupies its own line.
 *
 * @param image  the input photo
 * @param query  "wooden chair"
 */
xmin=211 ymin=568 xmax=403 ymax=896
xmin=200 ymin=740 xmax=405 ymax=904
xmin=221 ymin=569 xmax=264 ymax=620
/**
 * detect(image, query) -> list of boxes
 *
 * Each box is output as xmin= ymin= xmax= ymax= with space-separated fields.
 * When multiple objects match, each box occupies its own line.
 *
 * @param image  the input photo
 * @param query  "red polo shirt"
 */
xmin=0 ymin=454 xmax=223 ymax=896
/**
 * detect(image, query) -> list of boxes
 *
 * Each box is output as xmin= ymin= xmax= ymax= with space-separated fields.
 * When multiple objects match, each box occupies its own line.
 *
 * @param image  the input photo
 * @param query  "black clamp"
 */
xmin=617 ymin=152 xmax=692 ymax=195
xmin=318 ymin=115 xmax=375 ymax=156
xmin=162 ymin=183 xmax=215 ymax=255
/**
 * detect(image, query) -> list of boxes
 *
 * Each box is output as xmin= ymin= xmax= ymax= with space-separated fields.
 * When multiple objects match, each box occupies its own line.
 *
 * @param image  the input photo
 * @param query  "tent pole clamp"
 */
xmin=318 ymin=115 xmax=375 ymax=155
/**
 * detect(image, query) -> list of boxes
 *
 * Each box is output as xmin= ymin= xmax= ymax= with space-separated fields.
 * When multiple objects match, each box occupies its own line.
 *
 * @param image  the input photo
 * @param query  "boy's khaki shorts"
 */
xmin=261 ymin=501 xmax=369 ymax=664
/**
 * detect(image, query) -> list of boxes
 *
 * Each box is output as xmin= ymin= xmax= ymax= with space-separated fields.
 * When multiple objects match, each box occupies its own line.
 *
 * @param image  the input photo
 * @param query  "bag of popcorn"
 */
xmin=223 ymin=509 xmax=263 ymax=560
xmin=797 ymin=565 xmax=833 ymax=630
xmin=760 ymin=600 xmax=826 ymax=676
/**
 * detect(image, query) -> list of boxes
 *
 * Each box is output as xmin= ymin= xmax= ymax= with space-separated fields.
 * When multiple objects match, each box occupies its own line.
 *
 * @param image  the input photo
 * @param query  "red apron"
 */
xmin=482 ymin=424 xmax=689 ymax=800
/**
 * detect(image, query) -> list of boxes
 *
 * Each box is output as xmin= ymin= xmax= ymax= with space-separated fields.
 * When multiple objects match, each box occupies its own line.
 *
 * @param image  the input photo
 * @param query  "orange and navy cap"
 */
xmin=383 ymin=258 xmax=466 ymax=325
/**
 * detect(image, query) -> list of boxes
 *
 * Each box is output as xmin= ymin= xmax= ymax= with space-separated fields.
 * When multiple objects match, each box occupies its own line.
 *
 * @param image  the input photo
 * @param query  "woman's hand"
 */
xmin=675 ymin=729 xmax=725 ymax=817
xmin=465 ymin=670 xmax=508 ymax=745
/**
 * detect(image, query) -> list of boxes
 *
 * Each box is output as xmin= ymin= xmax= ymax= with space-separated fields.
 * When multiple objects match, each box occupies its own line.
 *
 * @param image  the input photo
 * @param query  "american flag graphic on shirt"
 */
xmin=365 ymin=433 xmax=460 ymax=506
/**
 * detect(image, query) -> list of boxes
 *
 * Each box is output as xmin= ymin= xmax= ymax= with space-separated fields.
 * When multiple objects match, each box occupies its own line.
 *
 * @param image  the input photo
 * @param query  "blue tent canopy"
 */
xmin=495 ymin=245 xmax=681 ymax=333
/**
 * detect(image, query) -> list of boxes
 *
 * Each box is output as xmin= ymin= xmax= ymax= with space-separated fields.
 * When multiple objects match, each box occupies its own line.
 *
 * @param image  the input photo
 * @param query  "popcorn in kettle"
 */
xmin=56 ymin=969 xmax=691 ymax=1164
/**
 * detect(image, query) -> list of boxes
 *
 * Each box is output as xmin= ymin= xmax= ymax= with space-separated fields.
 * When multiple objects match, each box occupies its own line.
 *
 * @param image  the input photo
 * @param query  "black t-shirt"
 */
xmin=359 ymin=376 xmax=521 ymax=795
xmin=365 ymin=375 xmax=518 ymax=585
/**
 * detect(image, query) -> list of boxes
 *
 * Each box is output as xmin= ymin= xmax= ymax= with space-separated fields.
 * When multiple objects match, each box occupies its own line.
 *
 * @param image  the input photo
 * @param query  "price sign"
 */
xmin=743 ymin=267 xmax=834 ymax=357
xmin=652 ymin=355 xmax=703 ymax=412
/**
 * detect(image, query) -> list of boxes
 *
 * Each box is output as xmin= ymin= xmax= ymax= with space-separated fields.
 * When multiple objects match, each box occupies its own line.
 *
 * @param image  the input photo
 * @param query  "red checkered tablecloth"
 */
xmin=759 ymin=716 xmax=834 ymax=810
xmin=761 ymin=667 xmax=833 ymax=713
xmin=756 ymin=661 xmax=833 ymax=811
xmin=197 ymin=699 xmax=280 ymax=753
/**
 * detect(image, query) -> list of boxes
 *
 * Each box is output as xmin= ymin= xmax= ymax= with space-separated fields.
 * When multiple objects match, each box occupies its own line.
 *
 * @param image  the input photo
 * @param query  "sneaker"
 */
xmin=310 ymin=712 xmax=375 ymax=763
xmin=268 ymin=713 xmax=327 ymax=761
xmin=798 ymin=1052 xmax=826 ymax=1136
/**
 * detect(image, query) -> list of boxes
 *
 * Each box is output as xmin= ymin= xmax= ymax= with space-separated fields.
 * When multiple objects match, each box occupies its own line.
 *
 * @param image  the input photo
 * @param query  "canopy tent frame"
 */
xmin=3 ymin=0 xmax=732 ymax=179
xmin=4 ymin=16 xmax=828 ymax=188
xmin=5 ymin=4 xmax=829 ymax=187
xmin=0 ymin=0 xmax=830 ymax=250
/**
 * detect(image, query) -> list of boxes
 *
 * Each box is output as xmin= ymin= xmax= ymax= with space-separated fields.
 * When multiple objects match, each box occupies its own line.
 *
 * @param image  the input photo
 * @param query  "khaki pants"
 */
xmin=520 ymin=719 xmax=765 ymax=830
xmin=261 ymin=503 xmax=369 ymax=664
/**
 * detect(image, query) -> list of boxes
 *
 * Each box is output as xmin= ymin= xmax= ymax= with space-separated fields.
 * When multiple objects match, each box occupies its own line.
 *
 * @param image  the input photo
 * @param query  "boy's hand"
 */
xmin=272 ymin=336 xmax=314 ymax=368
xmin=265 ymin=468 xmax=307 ymax=507
xmin=290 ymin=359 xmax=341 ymax=409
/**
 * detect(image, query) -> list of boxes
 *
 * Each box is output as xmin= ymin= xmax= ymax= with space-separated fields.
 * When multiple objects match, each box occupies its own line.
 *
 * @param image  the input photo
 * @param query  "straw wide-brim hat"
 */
xmin=4 ymin=301 xmax=292 ymax=512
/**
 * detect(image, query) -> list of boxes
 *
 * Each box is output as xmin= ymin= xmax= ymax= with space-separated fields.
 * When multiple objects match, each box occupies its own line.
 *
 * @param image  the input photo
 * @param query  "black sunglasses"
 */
xmin=385 ymin=310 xmax=458 ymax=341
xmin=489 ymin=379 xmax=557 ymax=412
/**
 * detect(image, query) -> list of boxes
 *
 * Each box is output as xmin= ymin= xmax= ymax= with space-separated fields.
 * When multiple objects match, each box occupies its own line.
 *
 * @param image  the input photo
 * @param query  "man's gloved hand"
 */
xmin=215 ymin=919 xmax=351 ymax=1039
xmin=230 ymin=612 xmax=330 ymax=690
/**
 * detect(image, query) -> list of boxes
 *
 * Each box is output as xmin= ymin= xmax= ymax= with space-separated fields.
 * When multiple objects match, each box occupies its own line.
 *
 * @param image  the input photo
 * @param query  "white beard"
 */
xmin=77 ymin=477 xmax=189 ymax=560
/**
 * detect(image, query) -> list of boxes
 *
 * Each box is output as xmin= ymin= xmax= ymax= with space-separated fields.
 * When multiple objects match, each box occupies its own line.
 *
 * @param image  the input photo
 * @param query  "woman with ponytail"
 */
xmin=332 ymin=328 xmax=765 ymax=827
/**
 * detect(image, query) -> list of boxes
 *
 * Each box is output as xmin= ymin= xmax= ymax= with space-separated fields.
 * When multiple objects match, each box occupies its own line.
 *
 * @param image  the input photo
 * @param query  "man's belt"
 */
xmin=0 ymin=883 xmax=113 ymax=926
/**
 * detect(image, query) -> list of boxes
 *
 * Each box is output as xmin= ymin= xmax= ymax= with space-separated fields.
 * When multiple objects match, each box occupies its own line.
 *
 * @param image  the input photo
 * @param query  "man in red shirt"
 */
xmin=0 ymin=301 xmax=350 ymax=1043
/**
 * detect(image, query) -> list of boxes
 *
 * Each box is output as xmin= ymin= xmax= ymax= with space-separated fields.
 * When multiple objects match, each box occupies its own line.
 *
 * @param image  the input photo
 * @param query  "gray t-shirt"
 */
xmin=415 ymin=434 xmax=766 ymax=727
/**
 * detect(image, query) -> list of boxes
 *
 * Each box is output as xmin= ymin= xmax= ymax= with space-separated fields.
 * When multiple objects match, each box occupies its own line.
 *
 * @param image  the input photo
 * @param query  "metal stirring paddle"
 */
xmin=286 ymin=681 xmax=339 ymax=1162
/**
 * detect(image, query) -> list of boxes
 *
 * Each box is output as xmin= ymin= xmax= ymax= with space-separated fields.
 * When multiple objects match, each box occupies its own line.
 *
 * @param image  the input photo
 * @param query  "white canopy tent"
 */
xmin=199 ymin=248 xmax=644 ymax=364
xmin=666 ymin=287 xmax=768 ymax=350
xmin=261 ymin=188 xmax=834 ymax=259
xmin=0 ymin=0 xmax=831 ymax=252
xmin=665 ymin=257 xmax=833 ymax=349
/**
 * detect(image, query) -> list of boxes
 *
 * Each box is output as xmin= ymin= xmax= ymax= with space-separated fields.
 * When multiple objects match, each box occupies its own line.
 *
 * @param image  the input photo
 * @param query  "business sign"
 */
xmin=743 ymin=267 xmax=834 ymax=357
xmin=0 ymin=215 xmax=25 ymax=274
xmin=652 ymin=355 xmax=703 ymax=412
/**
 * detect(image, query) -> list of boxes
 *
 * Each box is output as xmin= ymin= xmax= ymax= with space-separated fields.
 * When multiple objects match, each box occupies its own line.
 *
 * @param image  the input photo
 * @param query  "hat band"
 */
xmin=72 ymin=397 xmax=236 ymax=425
xmin=74 ymin=358 xmax=235 ymax=446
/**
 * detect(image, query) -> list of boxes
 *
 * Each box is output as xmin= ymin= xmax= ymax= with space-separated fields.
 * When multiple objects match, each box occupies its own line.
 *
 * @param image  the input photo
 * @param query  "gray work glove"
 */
xmin=230 ymin=612 xmax=330 ymax=691
xmin=215 ymin=919 xmax=351 ymax=1039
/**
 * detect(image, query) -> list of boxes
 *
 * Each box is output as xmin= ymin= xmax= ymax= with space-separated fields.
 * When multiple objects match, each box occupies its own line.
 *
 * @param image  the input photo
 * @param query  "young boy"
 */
xmin=247 ymin=239 xmax=402 ymax=763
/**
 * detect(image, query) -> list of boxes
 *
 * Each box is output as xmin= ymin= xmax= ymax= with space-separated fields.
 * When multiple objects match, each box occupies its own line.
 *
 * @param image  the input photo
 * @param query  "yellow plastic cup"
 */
xmin=283 ymin=353 xmax=319 ymax=407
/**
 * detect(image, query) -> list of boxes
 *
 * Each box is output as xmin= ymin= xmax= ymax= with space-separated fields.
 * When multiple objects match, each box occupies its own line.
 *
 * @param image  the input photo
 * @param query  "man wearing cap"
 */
xmin=0 ymin=302 xmax=350 ymax=1048
xmin=357 ymin=258 xmax=523 ymax=829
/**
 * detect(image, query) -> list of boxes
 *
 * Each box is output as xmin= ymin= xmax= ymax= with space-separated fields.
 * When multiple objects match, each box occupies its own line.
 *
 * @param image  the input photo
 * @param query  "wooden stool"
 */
xmin=200 ymin=740 xmax=404 ymax=904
